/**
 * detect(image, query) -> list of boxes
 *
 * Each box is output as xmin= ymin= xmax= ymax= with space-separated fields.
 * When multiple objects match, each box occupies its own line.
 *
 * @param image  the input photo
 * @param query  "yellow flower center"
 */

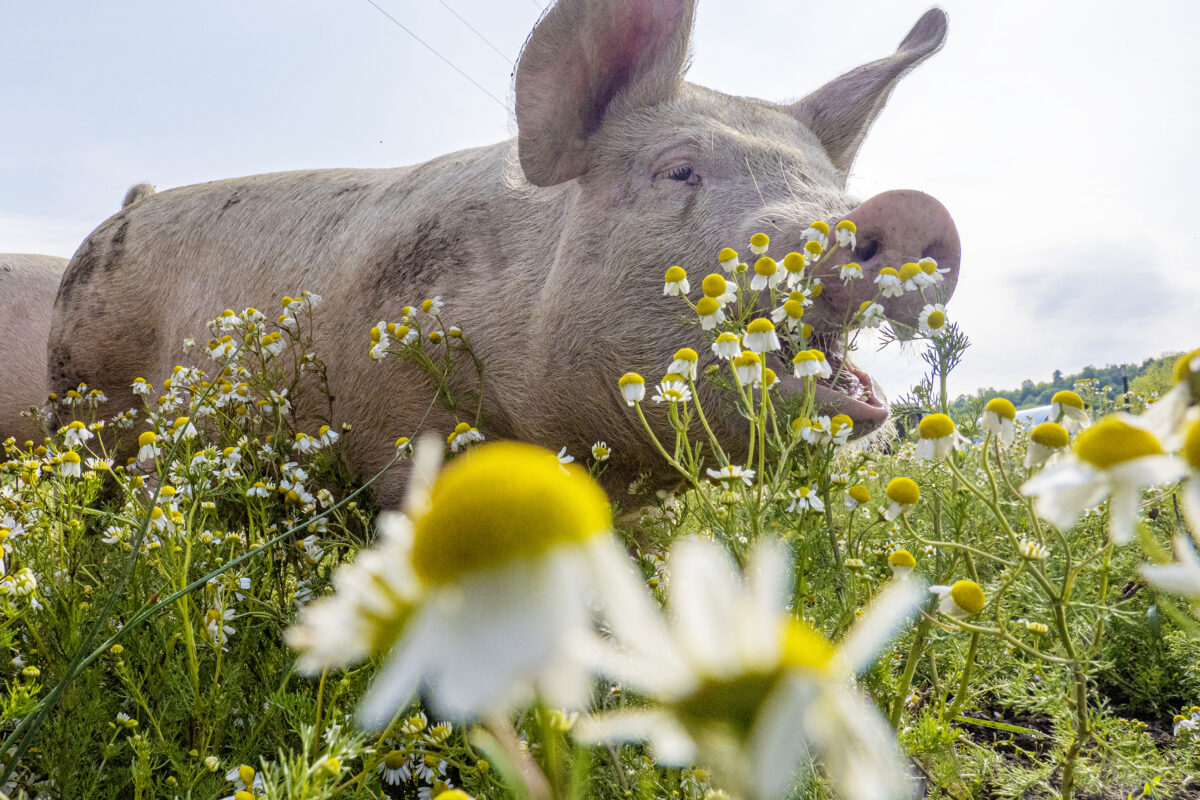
xmin=746 ymin=318 xmax=775 ymax=335
xmin=782 ymin=300 xmax=805 ymax=319
xmin=1073 ymin=416 xmax=1164 ymax=470
xmin=918 ymin=413 xmax=956 ymax=440
xmin=886 ymin=477 xmax=920 ymax=505
xmin=878 ymin=267 xmax=899 ymax=279
xmin=1172 ymin=347 xmax=1200 ymax=384
xmin=673 ymin=348 xmax=698 ymax=364
xmin=831 ymin=413 xmax=853 ymax=432
xmin=809 ymin=283 xmax=823 ymax=298
xmin=985 ymin=397 xmax=1016 ymax=421
xmin=753 ymin=257 xmax=777 ymax=276
xmin=701 ymin=274 xmax=727 ymax=297
xmin=715 ymin=332 xmax=739 ymax=345
xmin=1031 ymin=422 xmax=1069 ymax=449
xmin=950 ymin=580 xmax=986 ymax=615
xmin=1184 ymin=418 xmax=1200 ymax=470
xmin=696 ymin=297 xmax=720 ymax=316
xmin=804 ymin=240 xmax=823 ymax=256
xmin=750 ymin=233 xmax=769 ymax=249
xmin=61 ymin=451 xmax=81 ymax=464
xmin=235 ymin=792 xmax=254 ymax=800
xmin=718 ymin=247 xmax=738 ymax=263
xmin=926 ymin=310 xmax=946 ymax=329
xmin=410 ymin=443 xmax=612 ymax=584
xmin=898 ymin=263 xmax=921 ymax=282
xmin=138 ymin=431 xmax=156 ymax=447
xmin=782 ymin=252 xmax=805 ymax=273
xmin=434 ymin=791 xmax=473 ymax=800
xmin=848 ymin=484 xmax=871 ymax=504
xmin=1051 ymin=390 xmax=1084 ymax=409
xmin=384 ymin=750 xmax=407 ymax=769
xmin=792 ymin=351 xmax=817 ymax=363
xmin=762 ymin=368 xmax=777 ymax=387
xmin=733 ymin=351 xmax=761 ymax=368
xmin=919 ymin=259 xmax=939 ymax=275
xmin=618 ymin=372 xmax=644 ymax=388
xmin=808 ymin=220 xmax=831 ymax=235
xmin=238 ymin=765 xmax=256 ymax=786
xmin=664 ymin=265 xmax=687 ymax=283
xmin=888 ymin=549 xmax=916 ymax=568
xmin=836 ymin=220 xmax=856 ymax=233
xmin=421 ymin=298 xmax=435 ymax=312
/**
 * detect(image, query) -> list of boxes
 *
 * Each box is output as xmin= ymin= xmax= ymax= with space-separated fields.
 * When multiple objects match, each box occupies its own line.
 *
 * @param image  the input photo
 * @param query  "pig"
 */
xmin=47 ymin=0 xmax=960 ymax=505
xmin=1 ymin=254 xmax=69 ymax=440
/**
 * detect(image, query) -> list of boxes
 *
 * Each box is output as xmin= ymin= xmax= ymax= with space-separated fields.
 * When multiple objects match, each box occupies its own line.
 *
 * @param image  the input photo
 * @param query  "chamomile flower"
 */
xmin=874 ymin=268 xmax=903 ymax=298
xmin=131 ymin=377 xmax=153 ymax=396
xmin=981 ymin=398 xmax=1016 ymax=443
xmin=1017 ymin=539 xmax=1049 ymax=561
xmin=378 ymin=750 xmax=413 ymax=785
xmin=771 ymin=298 xmax=806 ymax=331
xmin=787 ymin=486 xmax=824 ymax=513
xmin=695 ymin=297 xmax=726 ymax=330
xmin=706 ymin=464 xmax=755 ymax=487
xmin=1021 ymin=414 xmax=1186 ymax=544
xmin=733 ymin=351 xmax=763 ymax=387
xmin=742 ymin=319 xmax=781 ymax=354
xmin=792 ymin=350 xmax=832 ymax=380
xmin=701 ymin=273 xmax=735 ymax=308
xmin=845 ymin=484 xmax=871 ymax=510
xmin=1025 ymin=422 xmax=1070 ymax=469
xmin=591 ymin=442 xmax=610 ymax=462
xmin=781 ymin=252 xmax=806 ymax=287
xmin=931 ymin=580 xmax=986 ymax=620
xmin=447 ymin=422 xmax=484 ymax=453
xmin=55 ymin=450 xmax=81 ymax=479
xmin=712 ymin=332 xmax=742 ymax=360
xmin=803 ymin=220 xmax=830 ymax=249
xmin=1050 ymin=390 xmax=1091 ymax=430
xmin=669 ymin=348 xmax=699 ymax=380
xmin=830 ymin=414 xmax=854 ymax=445
xmin=916 ymin=414 xmax=963 ymax=460
xmin=62 ymin=421 xmax=91 ymax=448
xmin=918 ymin=304 xmax=949 ymax=337
xmin=556 ymin=447 xmax=574 ymax=465
xmin=855 ymin=301 xmax=886 ymax=329
xmin=884 ymin=477 xmax=920 ymax=520
xmin=800 ymin=416 xmax=834 ymax=446
xmin=137 ymin=431 xmax=159 ymax=462
xmin=718 ymin=247 xmax=739 ymax=273
xmin=803 ymin=239 xmax=824 ymax=266
xmin=421 ymin=296 xmax=444 ymax=315
xmin=290 ymin=441 xmax=662 ymax=725
xmin=835 ymin=220 xmax=857 ymax=249
xmin=618 ymin=373 xmax=646 ymax=406
xmin=897 ymin=262 xmax=924 ymax=292
xmin=888 ymin=549 xmax=917 ymax=579
xmin=575 ymin=539 xmax=923 ymax=800
xmin=750 ymin=257 xmax=781 ymax=291
xmin=664 ymin=266 xmax=690 ymax=296
xmin=652 ymin=378 xmax=692 ymax=404
xmin=749 ymin=232 xmax=770 ymax=255
xmin=1139 ymin=347 xmax=1200 ymax=442
xmin=838 ymin=262 xmax=863 ymax=283
xmin=918 ymin=257 xmax=948 ymax=284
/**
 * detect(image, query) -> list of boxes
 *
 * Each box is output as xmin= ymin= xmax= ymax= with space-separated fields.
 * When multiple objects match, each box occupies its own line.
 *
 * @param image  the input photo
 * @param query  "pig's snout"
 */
xmin=820 ymin=190 xmax=960 ymax=327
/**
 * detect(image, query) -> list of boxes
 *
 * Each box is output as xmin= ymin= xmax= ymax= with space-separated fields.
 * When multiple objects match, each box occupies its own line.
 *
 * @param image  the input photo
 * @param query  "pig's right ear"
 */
xmin=514 ymin=0 xmax=695 ymax=187
xmin=790 ymin=8 xmax=948 ymax=177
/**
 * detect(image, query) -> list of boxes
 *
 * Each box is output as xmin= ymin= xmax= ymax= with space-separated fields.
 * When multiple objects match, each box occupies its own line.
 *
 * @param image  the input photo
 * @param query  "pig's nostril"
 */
xmin=854 ymin=239 xmax=880 ymax=262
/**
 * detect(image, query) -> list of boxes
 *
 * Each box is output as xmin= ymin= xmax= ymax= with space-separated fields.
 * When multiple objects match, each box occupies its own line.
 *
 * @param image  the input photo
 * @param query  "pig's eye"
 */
xmin=658 ymin=164 xmax=700 ymax=186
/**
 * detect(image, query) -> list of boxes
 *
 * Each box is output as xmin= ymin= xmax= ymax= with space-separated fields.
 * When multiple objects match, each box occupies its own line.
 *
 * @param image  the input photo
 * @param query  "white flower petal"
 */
xmin=669 ymin=540 xmax=742 ymax=676
xmin=575 ymin=710 xmax=697 ymax=766
xmin=837 ymin=578 xmax=925 ymax=676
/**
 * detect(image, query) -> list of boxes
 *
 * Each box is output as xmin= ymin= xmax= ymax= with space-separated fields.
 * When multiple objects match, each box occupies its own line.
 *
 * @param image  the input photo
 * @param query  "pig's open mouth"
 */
xmin=766 ymin=332 xmax=889 ymax=435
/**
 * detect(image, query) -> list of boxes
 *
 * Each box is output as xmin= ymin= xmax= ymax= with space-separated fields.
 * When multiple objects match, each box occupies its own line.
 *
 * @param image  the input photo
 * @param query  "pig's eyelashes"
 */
xmin=657 ymin=165 xmax=700 ymax=186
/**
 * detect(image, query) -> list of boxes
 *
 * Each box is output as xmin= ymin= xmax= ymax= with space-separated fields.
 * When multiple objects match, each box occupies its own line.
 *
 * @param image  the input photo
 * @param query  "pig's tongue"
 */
xmin=765 ymin=354 xmax=889 ymax=432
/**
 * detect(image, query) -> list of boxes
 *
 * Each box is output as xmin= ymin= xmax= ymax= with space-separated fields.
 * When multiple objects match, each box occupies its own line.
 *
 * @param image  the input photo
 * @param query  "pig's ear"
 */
xmin=790 ymin=8 xmax=947 ymax=176
xmin=514 ymin=0 xmax=695 ymax=186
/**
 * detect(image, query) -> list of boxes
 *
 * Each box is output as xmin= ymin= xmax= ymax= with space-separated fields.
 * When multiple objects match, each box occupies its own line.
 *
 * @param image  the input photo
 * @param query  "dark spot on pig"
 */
xmin=369 ymin=217 xmax=459 ymax=295
xmin=219 ymin=192 xmax=243 ymax=215
xmin=55 ymin=238 xmax=101 ymax=304
xmin=332 ymin=184 xmax=367 ymax=198
xmin=103 ymin=219 xmax=130 ymax=274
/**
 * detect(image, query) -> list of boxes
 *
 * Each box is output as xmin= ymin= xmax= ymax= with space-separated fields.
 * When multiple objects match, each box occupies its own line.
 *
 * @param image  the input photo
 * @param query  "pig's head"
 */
xmin=510 ymin=0 xmax=960 ymax=483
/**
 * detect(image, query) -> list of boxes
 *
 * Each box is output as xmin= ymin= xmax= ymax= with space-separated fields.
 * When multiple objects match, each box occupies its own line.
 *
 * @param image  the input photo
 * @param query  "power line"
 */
xmin=436 ymin=0 xmax=513 ymax=66
xmin=364 ymin=0 xmax=508 ymax=110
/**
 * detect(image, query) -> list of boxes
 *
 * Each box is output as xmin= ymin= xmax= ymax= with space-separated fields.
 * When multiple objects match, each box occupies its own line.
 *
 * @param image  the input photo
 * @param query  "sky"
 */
xmin=2 ymin=0 xmax=1197 ymax=401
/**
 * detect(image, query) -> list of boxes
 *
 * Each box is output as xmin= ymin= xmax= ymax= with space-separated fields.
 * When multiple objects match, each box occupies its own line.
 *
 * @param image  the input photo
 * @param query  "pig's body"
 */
xmin=2 ymin=254 xmax=68 ymax=440
xmin=48 ymin=0 xmax=960 ymax=504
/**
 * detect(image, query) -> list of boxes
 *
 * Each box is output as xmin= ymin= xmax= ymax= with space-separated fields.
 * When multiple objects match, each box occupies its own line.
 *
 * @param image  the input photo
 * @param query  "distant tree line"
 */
xmin=949 ymin=352 xmax=1183 ymax=418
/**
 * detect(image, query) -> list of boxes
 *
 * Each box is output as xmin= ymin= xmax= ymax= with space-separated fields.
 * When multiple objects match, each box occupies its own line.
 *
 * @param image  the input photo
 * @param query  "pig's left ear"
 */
xmin=790 ymin=8 xmax=948 ymax=177
xmin=514 ymin=0 xmax=695 ymax=187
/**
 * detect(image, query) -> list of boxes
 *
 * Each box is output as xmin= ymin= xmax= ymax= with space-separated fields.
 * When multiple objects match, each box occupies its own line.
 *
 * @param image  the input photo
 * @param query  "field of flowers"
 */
xmin=2 ymin=229 xmax=1198 ymax=800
